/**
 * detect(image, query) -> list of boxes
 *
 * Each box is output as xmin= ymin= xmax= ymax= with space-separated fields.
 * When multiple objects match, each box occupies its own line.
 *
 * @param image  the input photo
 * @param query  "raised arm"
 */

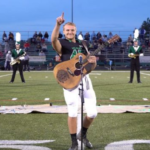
xmin=51 ymin=13 xmax=65 ymax=56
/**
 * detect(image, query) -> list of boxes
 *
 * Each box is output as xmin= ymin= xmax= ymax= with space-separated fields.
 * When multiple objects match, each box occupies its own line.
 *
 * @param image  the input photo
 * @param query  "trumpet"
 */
xmin=10 ymin=52 xmax=26 ymax=66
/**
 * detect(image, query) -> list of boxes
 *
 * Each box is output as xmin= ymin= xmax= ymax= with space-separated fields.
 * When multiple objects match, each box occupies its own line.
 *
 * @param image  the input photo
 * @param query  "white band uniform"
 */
xmin=63 ymin=75 xmax=97 ymax=118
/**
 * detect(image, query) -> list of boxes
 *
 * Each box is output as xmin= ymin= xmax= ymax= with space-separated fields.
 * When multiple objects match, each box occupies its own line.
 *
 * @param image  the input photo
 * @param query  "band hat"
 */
xmin=15 ymin=41 xmax=21 ymax=45
xmin=15 ymin=32 xmax=21 ymax=45
xmin=133 ymin=29 xmax=139 ymax=42
xmin=133 ymin=38 xmax=138 ymax=42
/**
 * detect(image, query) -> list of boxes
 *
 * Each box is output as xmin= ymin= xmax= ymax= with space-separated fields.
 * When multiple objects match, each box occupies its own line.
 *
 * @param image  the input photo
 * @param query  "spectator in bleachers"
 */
xmin=91 ymin=31 xmax=96 ymax=41
xmin=145 ymin=37 xmax=149 ymax=47
xmin=93 ymin=40 xmax=98 ymax=49
xmin=139 ymin=27 xmax=146 ymax=41
xmin=23 ymin=41 xmax=30 ymax=51
xmin=41 ymin=38 xmax=45 ymax=43
xmin=148 ymin=42 xmax=150 ymax=51
xmin=0 ymin=51 xmax=3 ymax=58
xmin=84 ymin=32 xmax=90 ymax=41
xmin=5 ymin=51 xmax=11 ymax=70
xmin=33 ymin=31 xmax=38 ymax=38
xmin=23 ymin=52 xmax=30 ymax=71
xmin=8 ymin=32 xmax=14 ymax=41
xmin=39 ymin=50 xmax=45 ymax=56
xmin=41 ymin=42 xmax=47 ymax=52
xmin=107 ymin=32 xmax=113 ymax=39
xmin=98 ymin=38 xmax=105 ymax=53
xmin=120 ymin=44 xmax=125 ymax=54
xmin=107 ymin=44 xmax=113 ymax=53
xmin=98 ymin=38 xmax=103 ymax=45
xmin=38 ymin=31 xmax=43 ymax=39
xmin=44 ymin=31 xmax=49 ymax=41
xmin=126 ymin=34 xmax=133 ymax=49
xmin=36 ymin=43 xmax=42 ymax=52
xmin=2 ymin=31 xmax=7 ymax=42
xmin=55 ymin=54 xmax=61 ymax=62
xmin=4 ymin=42 xmax=10 ymax=54
xmin=0 ymin=43 xmax=3 ymax=52
xmin=78 ymin=31 xmax=83 ymax=40
xmin=36 ymin=36 xmax=41 ymax=44
xmin=102 ymin=34 xmax=107 ymax=42
xmin=96 ymin=32 xmax=102 ymax=40
xmin=31 ymin=31 xmax=38 ymax=44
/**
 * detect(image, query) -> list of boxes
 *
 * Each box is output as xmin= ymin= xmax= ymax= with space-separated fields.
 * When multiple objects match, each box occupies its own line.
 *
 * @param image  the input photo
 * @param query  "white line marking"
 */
xmin=105 ymin=140 xmax=150 ymax=150
xmin=44 ymin=98 xmax=50 ymax=101
xmin=141 ymin=72 xmax=150 ymax=76
xmin=0 ymin=74 xmax=12 ymax=78
xmin=143 ymin=98 xmax=148 ymax=101
xmin=110 ymin=98 xmax=115 ymax=101
xmin=12 ymin=98 xmax=18 ymax=101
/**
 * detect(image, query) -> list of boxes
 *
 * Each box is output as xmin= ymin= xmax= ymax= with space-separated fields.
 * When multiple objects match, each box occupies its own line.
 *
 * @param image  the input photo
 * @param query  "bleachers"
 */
xmin=0 ymin=38 xmax=150 ymax=70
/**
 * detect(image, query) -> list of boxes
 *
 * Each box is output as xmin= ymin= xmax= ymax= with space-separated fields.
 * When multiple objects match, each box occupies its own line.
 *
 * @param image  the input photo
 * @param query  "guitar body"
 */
xmin=53 ymin=53 xmax=95 ymax=90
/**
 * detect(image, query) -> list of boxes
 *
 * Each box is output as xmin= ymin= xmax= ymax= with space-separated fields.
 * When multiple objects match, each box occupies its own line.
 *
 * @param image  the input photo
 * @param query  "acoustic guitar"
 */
xmin=53 ymin=35 xmax=120 ymax=90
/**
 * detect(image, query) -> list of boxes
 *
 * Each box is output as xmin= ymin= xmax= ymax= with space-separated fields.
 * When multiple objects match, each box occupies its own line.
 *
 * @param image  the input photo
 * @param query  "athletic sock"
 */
xmin=70 ymin=133 xmax=78 ymax=146
xmin=82 ymin=127 xmax=88 ymax=138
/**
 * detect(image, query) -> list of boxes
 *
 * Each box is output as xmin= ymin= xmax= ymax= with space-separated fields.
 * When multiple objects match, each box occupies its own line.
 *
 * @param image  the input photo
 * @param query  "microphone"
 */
xmin=79 ymin=55 xmax=82 ymax=65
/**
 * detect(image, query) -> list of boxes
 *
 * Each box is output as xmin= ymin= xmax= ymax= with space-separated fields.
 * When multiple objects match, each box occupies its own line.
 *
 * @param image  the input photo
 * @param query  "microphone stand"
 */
xmin=78 ymin=61 xmax=84 ymax=150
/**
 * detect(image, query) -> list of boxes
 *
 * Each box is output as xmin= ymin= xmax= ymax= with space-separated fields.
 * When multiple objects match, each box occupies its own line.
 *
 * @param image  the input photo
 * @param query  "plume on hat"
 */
xmin=133 ymin=29 xmax=139 ymax=42
xmin=15 ymin=32 xmax=21 ymax=45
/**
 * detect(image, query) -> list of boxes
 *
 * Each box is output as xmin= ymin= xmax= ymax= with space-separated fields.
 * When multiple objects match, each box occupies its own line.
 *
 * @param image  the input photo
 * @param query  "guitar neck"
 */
xmin=82 ymin=34 xmax=120 ymax=64
xmin=82 ymin=42 xmax=108 ymax=64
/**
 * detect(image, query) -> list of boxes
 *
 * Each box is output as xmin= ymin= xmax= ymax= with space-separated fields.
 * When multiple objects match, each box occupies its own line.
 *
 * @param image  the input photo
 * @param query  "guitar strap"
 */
xmin=82 ymin=40 xmax=89 ymax=54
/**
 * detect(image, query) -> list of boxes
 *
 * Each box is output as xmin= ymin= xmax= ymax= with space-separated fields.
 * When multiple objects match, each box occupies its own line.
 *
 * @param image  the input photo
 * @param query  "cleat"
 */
xmin=68 ymin=144 xmax=78 ymax=150
xmin=77 ymin=132 xmax=93 ymax=149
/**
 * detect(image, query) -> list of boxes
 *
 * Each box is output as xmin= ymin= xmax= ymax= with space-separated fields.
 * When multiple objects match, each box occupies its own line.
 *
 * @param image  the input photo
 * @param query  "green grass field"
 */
xmin=0 ymin=71 xmax=150 ymax=150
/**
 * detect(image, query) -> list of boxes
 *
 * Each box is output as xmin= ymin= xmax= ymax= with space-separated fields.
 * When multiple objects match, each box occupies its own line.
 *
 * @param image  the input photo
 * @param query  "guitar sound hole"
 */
xmin=75 ymin=62 xmax=82 ymax=69
xmin=74 ymin=70 xmax=81 ymax=76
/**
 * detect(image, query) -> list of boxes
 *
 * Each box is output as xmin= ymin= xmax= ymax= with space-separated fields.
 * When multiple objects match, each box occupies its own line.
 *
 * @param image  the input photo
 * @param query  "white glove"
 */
xmin=140 ymin=53 xmax=144 ymax=56
xmin=19 ymin=56 xmax=25 ymax=60
xmin=11 ymin=57 xmax=14 ymax=62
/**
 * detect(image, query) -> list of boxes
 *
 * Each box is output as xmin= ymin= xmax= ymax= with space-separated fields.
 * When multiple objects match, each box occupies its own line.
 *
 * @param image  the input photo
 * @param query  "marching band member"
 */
xmin=10 ymin=32 xmax=25 ymax=83
xmin=128 ymin=29 xmax=143 ymax=83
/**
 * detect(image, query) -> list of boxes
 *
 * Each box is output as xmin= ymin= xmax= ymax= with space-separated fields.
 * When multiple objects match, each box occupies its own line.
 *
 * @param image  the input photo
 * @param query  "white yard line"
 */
xmin=141 ymin=72 xmax=150 ymax=76
xmin=0 ymin=72 xmax=19 ymax=78
xmin=0 ymin=73 xmax=12 ymax=78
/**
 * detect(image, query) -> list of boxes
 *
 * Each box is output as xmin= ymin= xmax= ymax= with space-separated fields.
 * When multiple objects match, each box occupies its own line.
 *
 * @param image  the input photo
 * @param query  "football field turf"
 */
xmin=0 ymin=71 xmax=150 ymax=150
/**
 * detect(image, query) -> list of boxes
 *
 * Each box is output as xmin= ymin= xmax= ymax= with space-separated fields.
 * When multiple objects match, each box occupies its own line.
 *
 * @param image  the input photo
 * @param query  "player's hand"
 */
xmin=56 ymin=12 xmax=65 ymax=25
xmin=88 ymin=55 xmax=97 ymax=63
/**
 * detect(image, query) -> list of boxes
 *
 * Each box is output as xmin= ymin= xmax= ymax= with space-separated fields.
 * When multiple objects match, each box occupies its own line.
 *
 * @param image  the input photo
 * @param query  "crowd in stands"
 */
xmin=0 ymin=29 xmax=150 ymax=69
xmin=31 ymin=31 xmax=49 ymax=44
